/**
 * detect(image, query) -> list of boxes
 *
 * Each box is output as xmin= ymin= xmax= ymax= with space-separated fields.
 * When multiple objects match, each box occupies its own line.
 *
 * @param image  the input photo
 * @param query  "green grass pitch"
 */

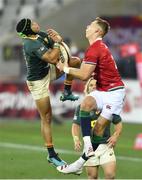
xmin=0 ymin=119 xmax=142 ymax=179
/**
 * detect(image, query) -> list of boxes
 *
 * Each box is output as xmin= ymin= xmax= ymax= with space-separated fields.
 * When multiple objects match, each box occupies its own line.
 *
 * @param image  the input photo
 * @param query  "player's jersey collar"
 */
xmin=94 ymin=37 xmax=102 ymax=42
xmin=24 ymin=35 xmax=39 ymax=40
xmin=89 ymin=37 xmax=102 ymax=48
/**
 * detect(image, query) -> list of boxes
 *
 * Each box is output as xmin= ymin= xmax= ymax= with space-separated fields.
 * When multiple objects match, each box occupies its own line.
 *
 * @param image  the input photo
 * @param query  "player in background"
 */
xmin=57 ymin=17 xmax=125 ymax=171
xmin=16 ymin=18 xmax=81 ymax=167
xmin=70 ymin=78 xmax=122 ymax=179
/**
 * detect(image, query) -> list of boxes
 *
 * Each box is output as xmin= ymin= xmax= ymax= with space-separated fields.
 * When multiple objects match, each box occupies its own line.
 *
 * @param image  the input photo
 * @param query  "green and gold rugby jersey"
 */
xmin=23 ymin=31 xmax=54 ymax=81
xmin=73 ymin=105 xmax=122 ymax=144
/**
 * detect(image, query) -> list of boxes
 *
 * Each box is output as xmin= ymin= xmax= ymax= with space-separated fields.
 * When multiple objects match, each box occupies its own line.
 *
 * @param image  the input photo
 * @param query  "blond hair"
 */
xmin=84 ymin=77 xmax=96 ymax=95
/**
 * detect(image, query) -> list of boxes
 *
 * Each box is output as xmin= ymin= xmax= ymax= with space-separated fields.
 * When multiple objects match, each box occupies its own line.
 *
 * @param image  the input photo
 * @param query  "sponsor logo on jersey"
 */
xmin=40 ymin=46 xmax=45 ymax=51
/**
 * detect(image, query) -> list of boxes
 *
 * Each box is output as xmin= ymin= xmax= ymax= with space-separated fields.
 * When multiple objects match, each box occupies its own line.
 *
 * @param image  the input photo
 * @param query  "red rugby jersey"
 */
xmin=83 ymin=40 xmax=124 ymax=91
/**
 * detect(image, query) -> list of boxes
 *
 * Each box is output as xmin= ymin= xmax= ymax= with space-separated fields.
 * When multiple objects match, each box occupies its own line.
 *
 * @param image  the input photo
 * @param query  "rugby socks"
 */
xmin=64 ymin=80 xmax=72 ymax=95
xmin=47 ymin=145 xmax=57 ymax=158
xmin=73 ymin=156 xmax=86 ymax=168
xmin=64 ymin=85 xmax=71 ymax=94
xmin=80 ymin=110 xmax=94 ymax=156
xmin=82 ymin=153 xmax=89 ymax=161
xmin=80 ymin=110 xmax=91 ymax=137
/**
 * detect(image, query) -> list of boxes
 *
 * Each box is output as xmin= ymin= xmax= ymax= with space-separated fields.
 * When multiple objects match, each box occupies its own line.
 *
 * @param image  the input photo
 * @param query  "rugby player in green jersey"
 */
xmin=16 ymin=18 xmax=81 ymax=167
xmin=57 ymin=78 xmax=122 ymax=178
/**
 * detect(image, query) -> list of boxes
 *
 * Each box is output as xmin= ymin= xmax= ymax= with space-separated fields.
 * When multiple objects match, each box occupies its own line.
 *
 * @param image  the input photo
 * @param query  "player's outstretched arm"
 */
xmin=57 ymin=61 xmax=95 ymax=81
xmin=107 ymin=122 xmax=122 ymax=147
xmin=72 ymin=123 xmax=82 ymax=152
xmin=41 ymin=42 xmax=61 ymax=64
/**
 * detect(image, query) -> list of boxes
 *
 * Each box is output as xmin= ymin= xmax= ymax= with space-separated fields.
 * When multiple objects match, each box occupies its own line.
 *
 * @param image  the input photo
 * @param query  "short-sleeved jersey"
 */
xmin=23 ymin=31 xmax=54 ymax=81
xmin=73 ymin=105 xmax=122 ymax=144
xmin=83 ymin=40 xmax=124 ymax=91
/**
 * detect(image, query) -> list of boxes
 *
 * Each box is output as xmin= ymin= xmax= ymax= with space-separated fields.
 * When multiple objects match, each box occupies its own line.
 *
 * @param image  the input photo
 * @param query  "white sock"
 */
xmin=73 ymin=157 xmax=85 ymax=168
xmin=83 ymin=136 xmax=93 ymax=149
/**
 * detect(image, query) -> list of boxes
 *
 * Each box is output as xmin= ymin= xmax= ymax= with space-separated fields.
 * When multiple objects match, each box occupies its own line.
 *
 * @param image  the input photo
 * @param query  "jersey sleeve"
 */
xmin=38 ymin=31 xmax=54 ymax=48
xmin=72 ymin=105 xmax=81 ymax=125
xmin=112 ymin=114 xmax=122 ymax=124
xmin=83 ymin=45 xmax=98 ymax=65
xmin=33 ymin=44 xmax=48 ymax=58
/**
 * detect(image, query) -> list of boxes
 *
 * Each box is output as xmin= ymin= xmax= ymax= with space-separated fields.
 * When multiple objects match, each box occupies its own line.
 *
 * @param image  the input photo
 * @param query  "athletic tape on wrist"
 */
xmin=53 ymin=42 xmax=60 ymax=48
xmin=64 ymin=66 xmax=70 ymax=74
xmin=73 ymin=136 xmax=79 ymax=142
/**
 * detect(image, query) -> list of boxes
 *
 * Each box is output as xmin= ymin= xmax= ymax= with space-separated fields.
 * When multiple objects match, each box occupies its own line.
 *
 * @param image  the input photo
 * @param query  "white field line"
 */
xmin=0 ymin=142 xmax=142 ymax=162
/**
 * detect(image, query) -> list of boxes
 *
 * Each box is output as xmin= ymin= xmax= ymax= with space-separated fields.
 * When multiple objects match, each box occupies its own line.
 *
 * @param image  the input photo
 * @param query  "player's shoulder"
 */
xmin=23 ymin=38 xmax=40 ymax=53
xmin=38 ymin=31 xmax=54 ymax=48
xmin=38 ymin=31 xmax=50 ymax=41
xmin=99 ymin=40 xmax=109 ymax=50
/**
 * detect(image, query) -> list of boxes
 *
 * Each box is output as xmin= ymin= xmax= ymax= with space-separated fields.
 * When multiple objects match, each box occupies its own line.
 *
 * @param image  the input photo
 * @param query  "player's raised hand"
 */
xmin=47 ymin=29 xmax=62 ymax=43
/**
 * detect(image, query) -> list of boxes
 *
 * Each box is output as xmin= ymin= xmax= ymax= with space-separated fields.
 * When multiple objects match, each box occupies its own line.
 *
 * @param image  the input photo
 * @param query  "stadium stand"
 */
xmin=0 ymin=0 xmax=142 ymax=81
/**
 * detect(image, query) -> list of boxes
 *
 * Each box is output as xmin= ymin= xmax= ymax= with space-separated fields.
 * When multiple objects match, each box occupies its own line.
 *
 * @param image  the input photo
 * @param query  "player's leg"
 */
xmin=100 ymin=144 xmax=116 ymax=179
xmin=80 ymin=89 xmax=113 ymax=157
xmin=93 ymin=89 xmax=125 ymax=138
xmin=35 ymin=97 xmax=66 ymax=167
xmin=93 ymin=115 xmax=110 ymax=136
xmin=27 ymin=71 xmax=66 ymax=167
xmin=49 ymin=63 xmax=80 ymax=101
xmin=60 ymin=56 xmax=81 ymax=101
xmin=56 ymin=150 xmax=100 ymax=176
xmin=84 ymin=153 xmax=100 ymax=179
xmin=102 ymin=161 xmax=116 ymax=179
xmin=56 ymin=96 xmax=98 ymax=174
xmin=35 ymin=97 xmax=53 ymax=147
xmin=85 ymin=166 xmax=99 ymax=180
xmin=79 ymin=95 xmax=97 ymax=157
xmin=57 ymin=153 xmax=88 ymax=175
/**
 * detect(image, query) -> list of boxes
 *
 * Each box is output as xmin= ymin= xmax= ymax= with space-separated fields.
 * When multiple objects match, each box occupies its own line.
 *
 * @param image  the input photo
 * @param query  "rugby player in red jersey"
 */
xmin=57 ymin=17 xmax=125 ymax=174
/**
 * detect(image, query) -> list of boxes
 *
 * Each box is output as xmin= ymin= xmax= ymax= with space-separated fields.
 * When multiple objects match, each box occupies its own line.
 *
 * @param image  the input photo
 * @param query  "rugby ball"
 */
xmin=59 ymin=42 xmax=71 ymax=64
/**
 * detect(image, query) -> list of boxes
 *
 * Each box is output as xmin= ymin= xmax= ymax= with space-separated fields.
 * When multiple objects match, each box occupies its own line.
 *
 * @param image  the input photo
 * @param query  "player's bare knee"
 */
xmin=105 ymin=173 xmax=115 ymax=179
xmin=81 ymin=96 xmax=96 ymax=111
xmin=41 ymin=111 xmax=52 ymax=124
xmin=87 ymin=174 xmax=98 ymax=180
xmin=45 ymin=112 xmax=52 ymax=123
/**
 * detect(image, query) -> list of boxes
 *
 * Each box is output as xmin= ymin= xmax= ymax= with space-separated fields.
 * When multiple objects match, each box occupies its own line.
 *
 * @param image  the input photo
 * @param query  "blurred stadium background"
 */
xmin=0 ymin=0 xmax=142 ymax=179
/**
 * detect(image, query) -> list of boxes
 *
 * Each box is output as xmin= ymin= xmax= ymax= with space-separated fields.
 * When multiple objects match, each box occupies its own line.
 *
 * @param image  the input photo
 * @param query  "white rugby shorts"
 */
xmin=84 ymin=144 xmax=116 ymax=166
xmin=87 ymin=88 xmax=125 ymax=120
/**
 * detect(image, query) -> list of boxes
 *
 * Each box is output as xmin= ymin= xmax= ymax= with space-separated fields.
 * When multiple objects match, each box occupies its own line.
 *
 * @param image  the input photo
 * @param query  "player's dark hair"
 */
xmin=16 ymin=18 xmax=37 ymax=37
xmin=95 ymin=17 xmax=110 ymax=37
